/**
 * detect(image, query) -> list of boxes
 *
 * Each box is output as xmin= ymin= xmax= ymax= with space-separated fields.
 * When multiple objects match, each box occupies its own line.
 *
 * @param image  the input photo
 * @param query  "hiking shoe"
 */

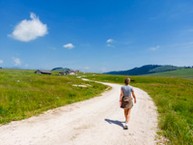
xmin=123 ymin=123 xmax=128 ymax=130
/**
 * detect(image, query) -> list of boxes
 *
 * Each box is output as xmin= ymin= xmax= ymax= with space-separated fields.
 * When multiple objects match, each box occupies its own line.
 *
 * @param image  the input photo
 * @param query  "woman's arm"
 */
xmin=132 ymin=91 xmax=137 ymax=103
xmin=119 ymin=89 xmax=124 ymax=106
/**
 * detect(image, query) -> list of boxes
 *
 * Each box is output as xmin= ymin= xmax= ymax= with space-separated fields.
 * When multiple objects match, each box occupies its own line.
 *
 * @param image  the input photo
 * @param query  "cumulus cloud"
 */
xmin=149 ymin=45 xmax=160 ymax=51
xmin=106 ymin=38 xmax=114 ymax=47
xmin=0 ymin=60 xmax=3 ymax=64
xmin=63 ymin=43 xmax=75 ymax=49
xmin=10 ymin=12 xmax=48 ymax=42
xmin=12 ymin=57 xmax=22 ymax=66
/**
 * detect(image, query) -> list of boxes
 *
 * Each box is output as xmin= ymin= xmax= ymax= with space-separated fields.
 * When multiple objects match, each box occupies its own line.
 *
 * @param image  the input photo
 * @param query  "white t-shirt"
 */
xmin=121 ymin=85 xmax=133 ymax=97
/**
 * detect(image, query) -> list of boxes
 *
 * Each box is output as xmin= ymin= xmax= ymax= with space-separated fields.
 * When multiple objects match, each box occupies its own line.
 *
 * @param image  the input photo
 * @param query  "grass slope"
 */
xmin=85 ymin=74 xmax=193 ymax=145
xmin=106 ymin=65 xmax=182 ymax=75
xmin=0 ymin=69 xmax=108 ymax=124
xmin=147 ymin=68 xmax=193 ymax=79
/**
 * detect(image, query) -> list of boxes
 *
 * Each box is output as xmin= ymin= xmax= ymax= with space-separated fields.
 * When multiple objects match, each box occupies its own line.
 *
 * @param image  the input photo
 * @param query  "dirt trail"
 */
xmin=0 ymin=82 xmax=158 ymax=145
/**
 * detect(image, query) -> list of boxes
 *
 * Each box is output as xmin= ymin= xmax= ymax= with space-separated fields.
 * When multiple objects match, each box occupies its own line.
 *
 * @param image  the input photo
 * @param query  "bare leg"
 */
xmin=124 ymin=108 xmax=132 ymax=123
xmin=124 ymin=109 xmax=127 ymax=122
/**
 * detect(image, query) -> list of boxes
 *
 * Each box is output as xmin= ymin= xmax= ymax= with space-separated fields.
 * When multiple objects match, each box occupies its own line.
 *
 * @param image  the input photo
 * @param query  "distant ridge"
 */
xmin=105 ymin=64 xmax=188 ymax=75
xmin=51 ymin=67 xmax=71 ymax=72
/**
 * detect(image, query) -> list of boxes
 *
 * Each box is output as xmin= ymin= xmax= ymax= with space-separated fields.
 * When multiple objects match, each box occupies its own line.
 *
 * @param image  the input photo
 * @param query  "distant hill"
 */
xmin=51 ymin=67 xmax=71 ymax=72
xmin=105 ymin=65 xmax=190 ymax=75
xmin=146 ymin=68 xmax=193 ymax=79
xmin=51 ymin=67 xmax=64 ymax=71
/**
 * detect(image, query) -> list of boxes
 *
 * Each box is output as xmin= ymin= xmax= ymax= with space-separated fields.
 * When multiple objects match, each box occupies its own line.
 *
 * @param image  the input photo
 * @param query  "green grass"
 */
xmin=146 ymin=68 xmax=193 ymax=79
xmin=84 ymin=73 xmax=193 ymax=145
xmin=1 ymin=69 xmax=192 ymax=144
xmin=0 ymin=69 xmax=108 ymax=124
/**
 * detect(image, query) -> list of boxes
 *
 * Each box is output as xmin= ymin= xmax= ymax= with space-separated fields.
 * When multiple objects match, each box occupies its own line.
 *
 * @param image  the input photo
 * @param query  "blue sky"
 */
xmin=0 ymin=0 xmax=193 ymax=72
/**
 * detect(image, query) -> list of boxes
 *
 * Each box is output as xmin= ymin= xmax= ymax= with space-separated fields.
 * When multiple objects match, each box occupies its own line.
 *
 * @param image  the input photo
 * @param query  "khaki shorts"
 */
xmin=121 ymin=97 xmax=133 ymax=109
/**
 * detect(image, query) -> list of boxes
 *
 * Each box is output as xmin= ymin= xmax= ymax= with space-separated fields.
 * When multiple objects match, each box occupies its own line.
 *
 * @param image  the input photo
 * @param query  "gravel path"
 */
xmin=0 ymin=82 xmax=158 ymax=145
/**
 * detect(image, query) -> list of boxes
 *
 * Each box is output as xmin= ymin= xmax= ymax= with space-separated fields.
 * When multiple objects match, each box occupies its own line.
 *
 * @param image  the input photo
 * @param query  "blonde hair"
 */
xmin=124 ymin=78 xmax=130 ymax=85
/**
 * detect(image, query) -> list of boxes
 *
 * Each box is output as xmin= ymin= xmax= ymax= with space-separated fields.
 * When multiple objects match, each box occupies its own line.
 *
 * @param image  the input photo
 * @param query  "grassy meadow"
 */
xmin=0 ymin=69 xmax=108 ymax=124
xmin=146 ymin=68 xmax=193 ymax=79
xmin=85 ymin=74 xmax=193 ymax=145
xmin=0 ymin=69 xmax=192 ymax=144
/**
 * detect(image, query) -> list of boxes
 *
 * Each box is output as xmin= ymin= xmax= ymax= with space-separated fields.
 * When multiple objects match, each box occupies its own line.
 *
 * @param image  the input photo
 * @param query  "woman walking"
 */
xmin=119 ymin=78 xmax=136 ymax=129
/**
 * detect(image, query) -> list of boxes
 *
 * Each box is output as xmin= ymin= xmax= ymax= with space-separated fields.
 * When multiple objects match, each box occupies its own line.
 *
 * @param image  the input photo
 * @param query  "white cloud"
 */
xmin=10 ymin=12 xmax=48 ymax=42
xmin=106 ymin=38 xmax=114 ymax=47
xmin=0 ymin=60 xmax=3 ymax=64
xmin=63 ymin=43 xmax=75 ymax=49
xmin=12 ymin=57 xmax=22 ymax=66
xmin=106 ymin=38 xmax=113 ymax=43
xmin=149 ymin=45 xmax=160 ymax=51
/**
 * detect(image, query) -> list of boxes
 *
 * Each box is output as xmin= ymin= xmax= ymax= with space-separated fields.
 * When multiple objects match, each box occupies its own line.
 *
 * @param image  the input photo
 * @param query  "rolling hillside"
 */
xmin=146 ymin=68 xmax=193 ymax=79
xmin=105 ymin=64 xmax=186 ymax=75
